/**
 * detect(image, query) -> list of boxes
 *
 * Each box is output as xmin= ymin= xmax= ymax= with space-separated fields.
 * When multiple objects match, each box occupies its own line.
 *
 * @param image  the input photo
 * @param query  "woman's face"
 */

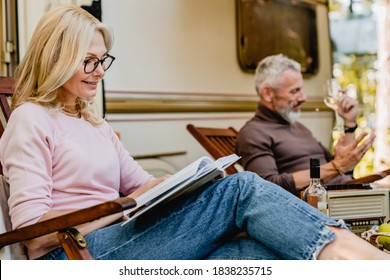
xmin=60 ymin=31 xmax=108 ymax=105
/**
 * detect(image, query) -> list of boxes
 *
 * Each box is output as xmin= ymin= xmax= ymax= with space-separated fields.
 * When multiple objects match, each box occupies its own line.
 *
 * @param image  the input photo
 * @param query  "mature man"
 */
xmin=235 ymin=54 xmax=375 ymax=197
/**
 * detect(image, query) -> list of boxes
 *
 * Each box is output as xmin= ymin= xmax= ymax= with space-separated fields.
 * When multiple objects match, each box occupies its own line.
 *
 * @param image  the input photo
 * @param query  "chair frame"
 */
xmin=186 ymin=124 xmax=240 ymax=175
xmin=344 ymin=171 xmax=390 ymax=184
xmin=0 ymin=76 xmax=14 ymax=136
xmin=0 ymin=76 xmax=138 ymax=260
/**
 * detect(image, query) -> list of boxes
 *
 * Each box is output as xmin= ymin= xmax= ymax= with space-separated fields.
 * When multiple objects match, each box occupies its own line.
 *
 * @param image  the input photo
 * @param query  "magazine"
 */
xmin=122 ymin=153 xmax=240 ymax=225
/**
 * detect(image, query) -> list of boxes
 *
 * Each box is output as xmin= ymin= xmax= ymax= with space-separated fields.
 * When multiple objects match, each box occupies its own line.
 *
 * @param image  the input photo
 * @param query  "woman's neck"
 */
xmin=62 ymin=104 xmax=81 ymax=118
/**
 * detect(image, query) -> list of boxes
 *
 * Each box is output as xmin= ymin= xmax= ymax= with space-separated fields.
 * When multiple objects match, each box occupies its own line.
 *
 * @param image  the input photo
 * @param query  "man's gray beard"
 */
xmin=277 ymin=107 xmax=301 ymax=123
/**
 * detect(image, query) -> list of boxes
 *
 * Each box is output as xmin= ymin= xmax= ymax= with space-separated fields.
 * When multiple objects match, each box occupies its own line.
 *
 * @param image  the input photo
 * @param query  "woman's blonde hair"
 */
xmin=12 ymin=4 xmax=114 ymax=125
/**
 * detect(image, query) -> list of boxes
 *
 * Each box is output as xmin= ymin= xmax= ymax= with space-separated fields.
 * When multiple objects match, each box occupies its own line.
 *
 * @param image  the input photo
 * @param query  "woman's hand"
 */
xmin=128 ymin=174 xmax=171 ymax=199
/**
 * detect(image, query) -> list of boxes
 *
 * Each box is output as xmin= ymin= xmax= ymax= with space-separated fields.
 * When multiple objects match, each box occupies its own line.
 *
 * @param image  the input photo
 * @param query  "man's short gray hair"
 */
xmin=254 ymin=54 xmax=301 ymax=93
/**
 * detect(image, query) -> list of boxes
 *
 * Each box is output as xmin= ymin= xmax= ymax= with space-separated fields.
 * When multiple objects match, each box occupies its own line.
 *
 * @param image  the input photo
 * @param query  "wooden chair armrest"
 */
xmin=343 ymin=169 xmax=390 ymax=184
xmin=0 ymin=196 xmax=136 ymax=249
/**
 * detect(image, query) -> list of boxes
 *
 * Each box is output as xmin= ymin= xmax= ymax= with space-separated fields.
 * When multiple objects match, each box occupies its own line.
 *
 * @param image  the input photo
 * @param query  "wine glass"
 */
xmin=324 ymin=79 xmax=344 ymax=135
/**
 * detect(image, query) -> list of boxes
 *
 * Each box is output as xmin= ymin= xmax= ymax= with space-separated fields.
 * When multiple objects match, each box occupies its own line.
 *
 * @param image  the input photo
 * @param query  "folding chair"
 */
xmin=186 ymin=124 xmax=242 ymax=175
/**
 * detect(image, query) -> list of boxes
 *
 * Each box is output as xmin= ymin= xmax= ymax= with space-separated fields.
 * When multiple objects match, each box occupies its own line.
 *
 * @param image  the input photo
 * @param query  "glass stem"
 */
xmin=334 ymin=111 xmax=344 ymax=132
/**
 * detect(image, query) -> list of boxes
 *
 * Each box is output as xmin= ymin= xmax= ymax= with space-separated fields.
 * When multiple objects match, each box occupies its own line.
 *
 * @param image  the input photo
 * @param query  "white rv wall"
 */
xmin=103 ymin=0 xmax=331 ymax=95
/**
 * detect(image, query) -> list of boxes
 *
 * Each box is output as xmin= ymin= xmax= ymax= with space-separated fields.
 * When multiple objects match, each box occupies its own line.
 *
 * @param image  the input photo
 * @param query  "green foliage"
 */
xmin=328 ymin=0 xmax=381 ymax=177
xmin=332 ymin=54 xmax=377 ymax=177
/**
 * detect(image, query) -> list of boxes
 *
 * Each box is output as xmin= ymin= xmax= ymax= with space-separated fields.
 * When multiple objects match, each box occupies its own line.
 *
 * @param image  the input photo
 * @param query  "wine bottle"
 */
xmin=303 ymin=158 xmax=328 ymax=215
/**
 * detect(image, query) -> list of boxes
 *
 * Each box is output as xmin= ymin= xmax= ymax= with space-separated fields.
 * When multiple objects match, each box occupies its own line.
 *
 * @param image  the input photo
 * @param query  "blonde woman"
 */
xmin=0 ymin=4 xmax=388 ymax=260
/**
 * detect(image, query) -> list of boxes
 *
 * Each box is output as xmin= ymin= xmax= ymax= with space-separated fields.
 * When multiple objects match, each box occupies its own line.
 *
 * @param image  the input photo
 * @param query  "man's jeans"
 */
xmin=39 ymin=172 xmax=345 ymax=260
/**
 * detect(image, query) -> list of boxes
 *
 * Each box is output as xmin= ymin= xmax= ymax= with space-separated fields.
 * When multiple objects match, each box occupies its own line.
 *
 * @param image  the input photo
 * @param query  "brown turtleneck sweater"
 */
xmin=235 ymin=103 xmax=352 ymax=197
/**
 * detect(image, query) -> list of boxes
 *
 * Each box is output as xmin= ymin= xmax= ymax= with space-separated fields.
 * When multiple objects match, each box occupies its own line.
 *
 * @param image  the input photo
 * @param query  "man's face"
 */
xmin=271 ymin=69 xmax=306 ymax=122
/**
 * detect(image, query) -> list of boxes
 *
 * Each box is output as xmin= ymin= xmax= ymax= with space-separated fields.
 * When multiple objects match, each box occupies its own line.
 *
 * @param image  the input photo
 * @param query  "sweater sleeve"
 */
xmin=236 ymin=124 xmax=298 ymax=196
xmin=244 ymin=155 xmax=298 ymax=196
xmin=0 ymin=104 xmax=56 ymax=229
xmin=106 ymin=124 xmax=154 ymax=196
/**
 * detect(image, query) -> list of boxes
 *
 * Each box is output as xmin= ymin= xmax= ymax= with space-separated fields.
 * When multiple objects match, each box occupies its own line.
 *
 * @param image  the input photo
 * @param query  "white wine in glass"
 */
xmin=324 ymin=79 xmax=344 ymax=133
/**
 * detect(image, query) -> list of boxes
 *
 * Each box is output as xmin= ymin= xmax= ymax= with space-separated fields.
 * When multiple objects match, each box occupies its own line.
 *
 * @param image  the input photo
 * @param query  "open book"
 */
xmin=122 ymin=153 xmax=240 ymax=225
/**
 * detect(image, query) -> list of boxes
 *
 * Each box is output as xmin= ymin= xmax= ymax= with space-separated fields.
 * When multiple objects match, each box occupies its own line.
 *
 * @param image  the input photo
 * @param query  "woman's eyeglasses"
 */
xmin=83 ymin=54 xmax=115 ymax=74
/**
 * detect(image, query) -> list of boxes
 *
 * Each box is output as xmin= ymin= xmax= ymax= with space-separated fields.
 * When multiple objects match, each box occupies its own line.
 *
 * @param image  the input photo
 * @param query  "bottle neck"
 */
xmin=310 ymin=166 xmax=320 ymax=179
xmin=309 ymin=177 xmax=321 ymax=185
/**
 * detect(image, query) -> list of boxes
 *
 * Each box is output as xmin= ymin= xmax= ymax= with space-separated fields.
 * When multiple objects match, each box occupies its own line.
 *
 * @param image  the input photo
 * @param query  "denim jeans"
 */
xmin=38 ymin=172 xmax=345 ymax=260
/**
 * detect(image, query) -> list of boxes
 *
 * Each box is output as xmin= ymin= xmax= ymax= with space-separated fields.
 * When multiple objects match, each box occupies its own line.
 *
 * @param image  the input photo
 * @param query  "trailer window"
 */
xmin=236 ymin=0 xmax=319 ymax=75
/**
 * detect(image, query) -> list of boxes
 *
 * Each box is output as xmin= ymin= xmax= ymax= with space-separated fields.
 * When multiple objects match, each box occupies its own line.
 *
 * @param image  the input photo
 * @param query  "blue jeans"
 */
xmin=38 ymin=172 xmax=345 ymax=260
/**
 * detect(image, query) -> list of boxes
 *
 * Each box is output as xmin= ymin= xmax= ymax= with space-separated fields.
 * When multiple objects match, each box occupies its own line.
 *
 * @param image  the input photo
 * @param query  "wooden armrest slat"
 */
xmin=0 ymin=197 xmax=136 ymax=248
xmin=344 ymin=169 xmax=390 ymax=184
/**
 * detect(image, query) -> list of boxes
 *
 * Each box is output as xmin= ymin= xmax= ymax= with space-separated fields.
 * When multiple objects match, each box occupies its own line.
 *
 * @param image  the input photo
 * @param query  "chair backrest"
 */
xmin=0 ymin=77 xmax=15 ymax=176
xmin=0 ymin=76 xmax=15 ymax=138
xmin=0 ymin=175 xmax=27 ymax=259
xmin=186 ymin=124 xmax=242 ymax=175
xmin=0 ymin=77 xmax=26 ymax=259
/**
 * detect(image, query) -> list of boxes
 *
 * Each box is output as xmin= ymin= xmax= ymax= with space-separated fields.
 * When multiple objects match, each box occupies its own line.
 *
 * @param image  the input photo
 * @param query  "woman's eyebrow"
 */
xmin=86 ymin=52 xmax=109 ymax=57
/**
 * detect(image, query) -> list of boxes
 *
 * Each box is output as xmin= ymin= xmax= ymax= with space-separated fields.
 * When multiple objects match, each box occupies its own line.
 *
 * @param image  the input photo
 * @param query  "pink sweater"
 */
xmin=0 ymin=103 xmax=154 ymax=257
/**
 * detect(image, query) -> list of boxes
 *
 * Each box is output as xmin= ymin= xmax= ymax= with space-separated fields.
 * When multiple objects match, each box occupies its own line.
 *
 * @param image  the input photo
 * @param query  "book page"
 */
xmin=214 ymin=154 xmax=240 ymax=170
xmin=128 ymin=156 xmax=214 ymax=210
xmin=123 ymin=154 xmax=240 ymax=219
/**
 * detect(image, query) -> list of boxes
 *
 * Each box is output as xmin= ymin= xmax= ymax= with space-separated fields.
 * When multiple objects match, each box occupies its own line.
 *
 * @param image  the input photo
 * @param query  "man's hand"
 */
xmin=337 ymin=94 xmax=358 ymax=127
xmin=333 ymin=131 xmax=376 ymax=174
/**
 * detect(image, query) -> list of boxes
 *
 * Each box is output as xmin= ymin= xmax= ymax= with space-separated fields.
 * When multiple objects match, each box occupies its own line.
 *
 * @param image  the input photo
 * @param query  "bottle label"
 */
xmin=317 ymin=202 xmax=328 ymax=216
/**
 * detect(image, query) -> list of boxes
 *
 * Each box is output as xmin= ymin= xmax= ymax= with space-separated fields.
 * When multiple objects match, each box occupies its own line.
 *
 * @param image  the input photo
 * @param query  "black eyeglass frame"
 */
xmin=83 ymin=54 xmax=116 ymax=74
